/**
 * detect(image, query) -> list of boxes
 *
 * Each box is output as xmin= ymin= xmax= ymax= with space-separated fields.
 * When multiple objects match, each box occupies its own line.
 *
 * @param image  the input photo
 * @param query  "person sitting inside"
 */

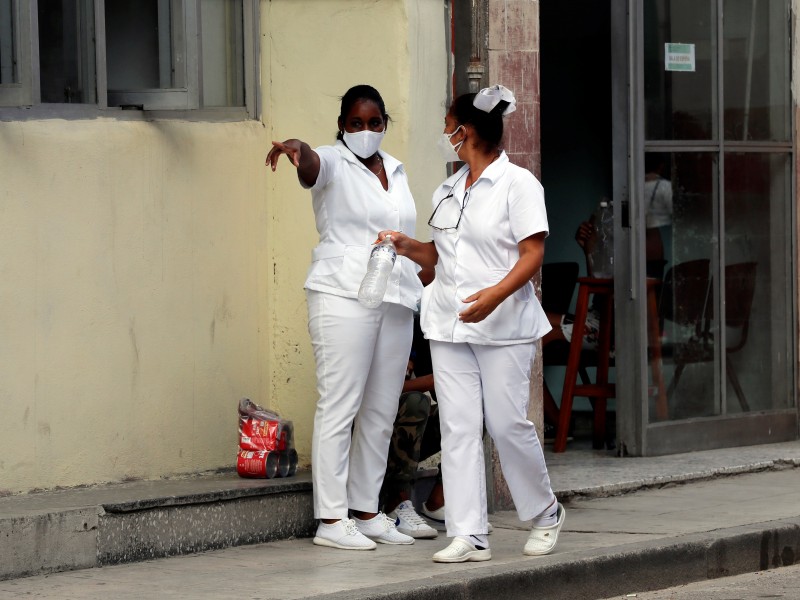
xmin=380 ymin=313 xmax=442 ymax=539
xmin=381 ymin=313 xmax=494 ymax=537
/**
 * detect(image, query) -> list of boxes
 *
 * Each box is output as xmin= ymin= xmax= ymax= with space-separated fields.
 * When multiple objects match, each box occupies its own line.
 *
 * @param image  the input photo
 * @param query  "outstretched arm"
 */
xmin=265 ymin=139 xmax=321 ymax=188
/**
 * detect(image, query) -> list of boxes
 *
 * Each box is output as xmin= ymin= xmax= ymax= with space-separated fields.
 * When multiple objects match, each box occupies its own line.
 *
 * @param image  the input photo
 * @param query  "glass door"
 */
xmin=613 ymin=0 xmax=796 ymax=456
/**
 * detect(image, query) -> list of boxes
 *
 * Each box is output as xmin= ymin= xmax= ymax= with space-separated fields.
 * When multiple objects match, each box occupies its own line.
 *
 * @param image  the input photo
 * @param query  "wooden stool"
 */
xmin=553 ymin=278 xmax=614 ymax=453
xmin=552 ymin=278 xmax=667 ymax=452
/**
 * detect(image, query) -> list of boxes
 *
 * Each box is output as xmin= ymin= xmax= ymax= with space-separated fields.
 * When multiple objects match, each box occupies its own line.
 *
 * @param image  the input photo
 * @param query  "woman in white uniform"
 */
xmin=378 ymin=86 xmax=565 ymax=563
xmin=266 ymin=85 xmax=422 ymax=551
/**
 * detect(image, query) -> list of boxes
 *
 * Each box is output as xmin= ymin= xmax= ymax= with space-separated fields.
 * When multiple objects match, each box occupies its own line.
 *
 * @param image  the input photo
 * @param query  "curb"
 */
xmin=553 ymin=458 xmax=800 ymax=502
xmin=311 ymin=518 xmax=800 ymax=600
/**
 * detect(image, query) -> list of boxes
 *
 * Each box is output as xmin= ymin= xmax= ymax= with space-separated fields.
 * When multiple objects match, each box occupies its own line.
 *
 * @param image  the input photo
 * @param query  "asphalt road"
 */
xmin=601 ymin=564 xmax=800 ymax=599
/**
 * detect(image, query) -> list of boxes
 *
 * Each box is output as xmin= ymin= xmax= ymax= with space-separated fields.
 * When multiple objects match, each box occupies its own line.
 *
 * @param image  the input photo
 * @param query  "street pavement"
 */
xmin=600 ymin=563 xmax=800 ymax=599
xmin=1 ymin=440 xmax=799 ymax=600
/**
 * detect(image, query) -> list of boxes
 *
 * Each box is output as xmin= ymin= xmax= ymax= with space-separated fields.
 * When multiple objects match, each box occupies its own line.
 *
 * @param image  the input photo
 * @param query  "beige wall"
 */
xmin=264 ymin=0 xmax=448 ymax=463
xmin=0 ymin=119 xmax=269 ymax=492
xmin=0 ymin=0 xmax=448 ymax=494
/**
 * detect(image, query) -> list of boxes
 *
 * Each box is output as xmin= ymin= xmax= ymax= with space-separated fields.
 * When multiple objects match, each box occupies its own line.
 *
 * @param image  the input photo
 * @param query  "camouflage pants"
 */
xmin=380 ymin=391 xmax=441 ymax=506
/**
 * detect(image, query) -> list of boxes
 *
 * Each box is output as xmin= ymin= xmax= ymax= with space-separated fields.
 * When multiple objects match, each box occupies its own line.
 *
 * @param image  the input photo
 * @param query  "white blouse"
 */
xmin=421 ymin=152 xmax=551 ymax=345
xmin=302 ymin=141 xmax=422 ymax=311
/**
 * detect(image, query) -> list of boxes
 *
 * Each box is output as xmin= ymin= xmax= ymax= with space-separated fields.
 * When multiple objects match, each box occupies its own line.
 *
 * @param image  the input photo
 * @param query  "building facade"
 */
xmin=0 ymin=0 xmax=796 ymax=495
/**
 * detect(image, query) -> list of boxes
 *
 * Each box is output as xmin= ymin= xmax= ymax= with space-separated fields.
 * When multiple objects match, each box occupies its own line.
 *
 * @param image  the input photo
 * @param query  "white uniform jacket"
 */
xmin=421 ymin=152 xmax=551 ymax=345
xmin=303 ymin=141 xmax=422 ymax=311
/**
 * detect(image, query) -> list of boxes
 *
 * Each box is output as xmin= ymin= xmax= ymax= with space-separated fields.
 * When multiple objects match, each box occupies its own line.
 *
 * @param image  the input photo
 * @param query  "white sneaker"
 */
xmin=524 ymin=503 xmax=565 ymax=556
xmin=432 ymin=536 xmax=491 ymax=563
xmin=313 ymin=518 xmax=377 ymax=550
xmin=420 ymin=501 xmax=446 ymax=531
xmin=387 ymin=501 xmax=438 ymax=539
xmin=420 ymin=502 xmax=493 ymax=534
xmin=353 ymin=512 xmax=415 ymax=545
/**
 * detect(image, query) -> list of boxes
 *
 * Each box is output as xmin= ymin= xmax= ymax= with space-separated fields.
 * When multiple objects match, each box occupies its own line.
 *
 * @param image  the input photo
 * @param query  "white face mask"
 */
xmin=343 ymin=129 xmax=385 ymax=159
xmin=436 ymin=126 xmax=464 ymax=162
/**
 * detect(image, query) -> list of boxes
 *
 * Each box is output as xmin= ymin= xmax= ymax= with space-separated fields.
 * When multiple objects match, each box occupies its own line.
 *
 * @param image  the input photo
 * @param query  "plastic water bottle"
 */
xmin=589 ymin=201 xmax=614 ymax=278
xmin=358 ymin=236 xmax=397 ymax=308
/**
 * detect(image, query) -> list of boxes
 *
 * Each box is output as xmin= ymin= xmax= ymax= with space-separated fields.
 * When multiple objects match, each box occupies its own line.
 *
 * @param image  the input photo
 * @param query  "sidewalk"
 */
xmin=1 ymin=441 xmax=799 ymax=599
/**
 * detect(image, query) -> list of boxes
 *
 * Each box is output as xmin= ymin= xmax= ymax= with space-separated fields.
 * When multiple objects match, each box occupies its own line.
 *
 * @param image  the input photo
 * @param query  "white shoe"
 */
xmin=420 ymin=502 xmax=493 ymax=534
xmin=420 ymin=502 xmax=447 ymax=531
xmin=313 ymin=519 xmax=377 ymax=550
xmin=353 ymin=512 xmax=415 ymax=545
xmin=387 ymin=501 xmax=438 ymax=539
xmin=432 ymin=536 xmax=491 ymax=563
xmin=524 ymin=503 xmax=565 ymax=556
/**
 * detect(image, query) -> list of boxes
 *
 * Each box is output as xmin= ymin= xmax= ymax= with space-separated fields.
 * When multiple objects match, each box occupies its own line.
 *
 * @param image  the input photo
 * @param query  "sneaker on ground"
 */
xmin=432 ymin=536 xmax=491 ymax=563
xmin=353 ymin=512 xmax=415 ymax=545
xmin=523 ymin=503 xmax=565 ymax=556
xmin=387 ymin=501 xmax=438 ymax=539
xmin=420 ymin=502 xmax=493 ymax=533
xmin=313 ymin=518 xmax=377 ymax=551
xmin=419 ymin=501 xmax=446 ymax=531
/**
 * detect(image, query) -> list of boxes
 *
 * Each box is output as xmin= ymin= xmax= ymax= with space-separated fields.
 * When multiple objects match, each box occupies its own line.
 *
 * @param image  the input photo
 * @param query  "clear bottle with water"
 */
xmin=589 ymin=200 xmax=614 ymax=278
xmin=358 ymin=236 xmax=397 ymax=308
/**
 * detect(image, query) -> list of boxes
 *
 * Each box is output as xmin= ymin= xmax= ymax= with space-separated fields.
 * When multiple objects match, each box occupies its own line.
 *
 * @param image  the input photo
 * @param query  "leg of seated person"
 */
xmin=542 ymin=312 xmax=567 ymax=346
xmin=381 ymin=391 xmax=431 ymax=514
xmin=418 ymin=402 xmax=444 ymax=511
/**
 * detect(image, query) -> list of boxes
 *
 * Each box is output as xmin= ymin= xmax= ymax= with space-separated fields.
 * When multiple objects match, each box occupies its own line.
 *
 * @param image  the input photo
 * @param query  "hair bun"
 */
xmin=473 ymin=85 xmax=516 ymax=116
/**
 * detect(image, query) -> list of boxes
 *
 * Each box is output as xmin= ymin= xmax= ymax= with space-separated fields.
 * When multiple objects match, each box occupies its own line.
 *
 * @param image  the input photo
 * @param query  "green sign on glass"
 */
xmin=665 ymin=43 xmax=695 ymax=72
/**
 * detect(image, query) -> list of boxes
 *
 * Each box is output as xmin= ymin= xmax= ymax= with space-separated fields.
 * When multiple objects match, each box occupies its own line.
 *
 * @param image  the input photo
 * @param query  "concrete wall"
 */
xmin=486 ymin=0 xmax=542 ymax=509
xmin=0 ymin=0 xmax=448 ymax=494
xmin=0 ymin=119 xmax=269 ymax=493
xmin=794 ymin=0 xmax=800 ymax=390
xmin=264 ymin=0 xmax=448 ymax=466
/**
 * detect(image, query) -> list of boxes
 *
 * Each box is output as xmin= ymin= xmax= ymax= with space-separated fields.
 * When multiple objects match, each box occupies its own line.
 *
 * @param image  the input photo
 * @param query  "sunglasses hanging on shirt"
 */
xmin=428 ymin=171 xmax=472 ymax=232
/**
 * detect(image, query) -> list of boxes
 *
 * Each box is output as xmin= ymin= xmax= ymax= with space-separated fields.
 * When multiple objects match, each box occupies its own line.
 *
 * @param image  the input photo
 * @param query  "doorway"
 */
xmin=540 ymin=1 xmax=615 ymax=448
xmin=540 ymin=0 xmax=797 ymax=456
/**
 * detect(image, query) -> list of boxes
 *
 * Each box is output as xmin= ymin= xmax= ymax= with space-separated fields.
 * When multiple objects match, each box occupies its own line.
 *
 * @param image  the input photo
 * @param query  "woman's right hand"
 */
xmin=266 ymin=139 xmax=303 ymax=171
xmin=266 ymin=139 xmax=320 ymax=187
xmin=376 ymin=231 xmax=439 ymax=269
xmin=377 ymin=230 xmax=411 ymax=256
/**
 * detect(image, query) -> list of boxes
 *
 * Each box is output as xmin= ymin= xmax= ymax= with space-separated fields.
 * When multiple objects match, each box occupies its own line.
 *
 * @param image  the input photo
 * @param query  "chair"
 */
xmin=540 ymin=262 xmax=580 ymax=431
xmin=545 ymin=269 xmax=666 ymax=451
xmin=547 ymin=277 xmax=615 ymax=452
xmin=541 ymin=262 xmax=615 ymax=451
xmin=659 ymin=260 xmax=757 ymax=412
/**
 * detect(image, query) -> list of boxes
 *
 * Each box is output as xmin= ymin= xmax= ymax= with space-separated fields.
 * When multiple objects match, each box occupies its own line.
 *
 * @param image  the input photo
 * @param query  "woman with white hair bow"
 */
xmin=378 ymin=85 xmax=564 ymax=563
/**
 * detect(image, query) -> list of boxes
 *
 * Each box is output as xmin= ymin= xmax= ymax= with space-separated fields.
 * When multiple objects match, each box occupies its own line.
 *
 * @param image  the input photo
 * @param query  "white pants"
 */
xmin=430 ymin=340 xmax=555 ymax=537
xmin=306 ymin=291 xmax=412 ymax=519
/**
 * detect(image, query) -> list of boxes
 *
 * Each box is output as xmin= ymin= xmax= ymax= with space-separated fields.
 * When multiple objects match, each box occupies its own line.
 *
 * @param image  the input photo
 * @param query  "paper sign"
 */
xmin=665 ymin=43 xmax=695 ymax=72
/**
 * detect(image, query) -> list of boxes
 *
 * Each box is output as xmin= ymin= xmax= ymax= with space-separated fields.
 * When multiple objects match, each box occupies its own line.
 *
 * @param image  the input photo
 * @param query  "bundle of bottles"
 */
xmin=236 ymin=398 xmax=298 ymax=479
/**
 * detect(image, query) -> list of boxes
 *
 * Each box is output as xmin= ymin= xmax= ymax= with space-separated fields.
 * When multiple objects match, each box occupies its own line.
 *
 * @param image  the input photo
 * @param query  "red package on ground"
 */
xmin=239 ymin=418 xmax=281 ymax=451
xmin=237 ymin=398 xmax=297 ymax=478
xmin=236 ymin=448 xmax=299 ymax=478
xmin=237 ymin=449 xmax=280 ymax=478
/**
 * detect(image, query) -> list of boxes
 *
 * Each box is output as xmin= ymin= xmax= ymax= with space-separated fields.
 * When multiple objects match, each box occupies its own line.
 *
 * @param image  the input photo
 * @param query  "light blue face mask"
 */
xmin=436 ymin=125 xmax=464 ymax=162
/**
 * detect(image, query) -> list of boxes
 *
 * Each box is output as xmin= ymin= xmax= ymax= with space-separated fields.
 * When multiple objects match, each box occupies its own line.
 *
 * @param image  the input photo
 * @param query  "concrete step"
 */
xmin=2 ymin=469 xmax=799 ymax=600
xmin=0 ymin=472 xmax=315 ymax=581
xmin=2 ymin=440 xmax=799 ymax=584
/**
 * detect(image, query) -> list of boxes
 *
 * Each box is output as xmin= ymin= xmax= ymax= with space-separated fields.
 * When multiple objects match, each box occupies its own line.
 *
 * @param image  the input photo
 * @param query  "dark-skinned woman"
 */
xmin=266 ymin=85 xmax=421 ymax=550
xmin=377 ymin=85 xmax=564 ymax=563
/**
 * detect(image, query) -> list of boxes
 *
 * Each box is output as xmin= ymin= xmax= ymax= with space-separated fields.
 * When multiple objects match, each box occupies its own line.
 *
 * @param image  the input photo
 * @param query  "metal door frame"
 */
xmin=611 ymin=0 xmax=798 ymax=456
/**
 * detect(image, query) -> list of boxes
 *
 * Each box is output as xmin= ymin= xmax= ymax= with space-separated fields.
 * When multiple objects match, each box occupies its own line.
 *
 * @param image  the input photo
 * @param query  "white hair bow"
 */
xmin=473 ymin=85 xmax=517 ymax=116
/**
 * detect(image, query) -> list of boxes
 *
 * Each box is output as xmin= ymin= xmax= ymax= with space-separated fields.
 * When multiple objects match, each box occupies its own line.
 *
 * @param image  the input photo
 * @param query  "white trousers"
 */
xmin=306 ymin=291 xmax=412 ymax=519
xmin=430 ymin=340 xmax=555 ymax=537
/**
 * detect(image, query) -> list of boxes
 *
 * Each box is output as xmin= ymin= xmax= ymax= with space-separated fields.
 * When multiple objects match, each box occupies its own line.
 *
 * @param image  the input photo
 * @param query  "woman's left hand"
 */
xmin=459 ymin=286 xmax=505 ymax=323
